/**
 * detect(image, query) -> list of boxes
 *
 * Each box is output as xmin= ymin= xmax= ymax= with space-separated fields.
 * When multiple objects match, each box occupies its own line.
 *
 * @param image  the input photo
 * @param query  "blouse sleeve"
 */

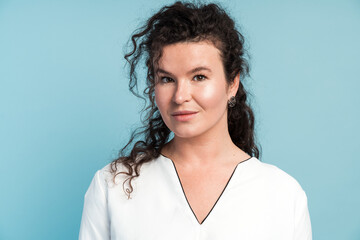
xmin=79 ymin=170 xmax=110 ymax=240
xmin=293 ymin=189 xmax=312 ymax=240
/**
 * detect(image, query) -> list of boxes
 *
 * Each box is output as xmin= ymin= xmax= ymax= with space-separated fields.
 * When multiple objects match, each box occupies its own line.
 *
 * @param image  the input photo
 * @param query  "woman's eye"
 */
xmin=193 ymin=75 xmax=206 ymax=81
xmin=160 ymin=77 xmax=174 ymax=83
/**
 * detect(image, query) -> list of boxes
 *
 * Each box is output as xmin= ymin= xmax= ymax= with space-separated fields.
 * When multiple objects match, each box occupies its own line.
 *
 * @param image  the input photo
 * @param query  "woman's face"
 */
xmin=154 ymin=41 xmax=239 ymax=139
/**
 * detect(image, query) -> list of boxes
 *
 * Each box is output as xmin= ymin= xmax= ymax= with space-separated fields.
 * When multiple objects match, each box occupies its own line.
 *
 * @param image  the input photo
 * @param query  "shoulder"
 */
xmin=94 ymin=156 xmax=162 ymax=188
xmin=83 ymin=161 xmax=134 ymax=201
xmin=249 ymin=158 xmax=306 ymax=195
xmin=95 ymin=161 xmax=131 ymax=187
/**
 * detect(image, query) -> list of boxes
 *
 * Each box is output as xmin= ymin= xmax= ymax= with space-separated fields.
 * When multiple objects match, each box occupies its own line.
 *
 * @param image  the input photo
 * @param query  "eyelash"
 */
xmin=160 ymin=77 xmax=174 ymax=83
xmin=193 ymin=75 xmax=207 ymax=81
xmin=159 ymin=75 xmax=207 ymax=83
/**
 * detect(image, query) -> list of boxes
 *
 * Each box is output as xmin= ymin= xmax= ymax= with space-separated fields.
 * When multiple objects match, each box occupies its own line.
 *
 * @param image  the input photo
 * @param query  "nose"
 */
xmin=173 ymin=80 xmax=192 ymax=105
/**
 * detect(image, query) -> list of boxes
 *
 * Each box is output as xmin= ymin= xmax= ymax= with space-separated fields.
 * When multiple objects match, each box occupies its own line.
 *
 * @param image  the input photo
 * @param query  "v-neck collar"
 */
xmin=160 ymin=154 xmax=254 ymax=225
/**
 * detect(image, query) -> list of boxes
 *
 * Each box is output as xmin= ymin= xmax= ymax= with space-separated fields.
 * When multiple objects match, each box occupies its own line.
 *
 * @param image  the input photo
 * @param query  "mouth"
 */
xmin=171 ymin=110 xmax=198 ymax=116
xmin=171 ymin=111 xmax=198 ymax=121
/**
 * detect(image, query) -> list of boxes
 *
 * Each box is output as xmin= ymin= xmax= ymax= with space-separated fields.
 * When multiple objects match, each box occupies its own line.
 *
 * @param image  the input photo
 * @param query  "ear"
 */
xmin=228 ymin=72 xmax=240 ymax=97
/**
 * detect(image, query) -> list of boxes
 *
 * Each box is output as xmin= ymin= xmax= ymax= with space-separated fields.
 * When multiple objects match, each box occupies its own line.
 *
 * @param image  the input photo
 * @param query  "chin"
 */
xmin=171 ymin=128 xmax=204 ymax=139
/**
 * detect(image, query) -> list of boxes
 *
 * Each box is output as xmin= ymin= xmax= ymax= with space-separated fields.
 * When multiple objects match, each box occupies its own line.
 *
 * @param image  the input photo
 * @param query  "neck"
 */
xmin=161 ymin=120 xmax=249 ymax=169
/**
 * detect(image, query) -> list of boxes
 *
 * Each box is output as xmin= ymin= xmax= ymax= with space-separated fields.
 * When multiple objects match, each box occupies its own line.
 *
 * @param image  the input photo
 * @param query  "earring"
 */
xmin=228 ymin=96 xmax=236 ymax=107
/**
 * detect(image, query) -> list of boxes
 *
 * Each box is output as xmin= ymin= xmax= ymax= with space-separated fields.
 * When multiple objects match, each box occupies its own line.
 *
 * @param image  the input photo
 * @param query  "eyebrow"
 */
xmin=156 ymin=66 xmax=212 ymax=76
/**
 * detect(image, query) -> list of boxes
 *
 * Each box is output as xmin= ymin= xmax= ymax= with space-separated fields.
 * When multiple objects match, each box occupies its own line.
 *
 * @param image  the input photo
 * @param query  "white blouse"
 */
xmin=79 ymin=155 xmax=312 ymax=240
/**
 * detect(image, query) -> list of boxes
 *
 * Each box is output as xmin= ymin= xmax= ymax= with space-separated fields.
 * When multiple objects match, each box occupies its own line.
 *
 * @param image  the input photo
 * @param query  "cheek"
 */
xmin=154 ymin=89 xmax=161 ymax=109
xmin=198 ymin=83 xmax=227 ymax=108
xmin=154 ymin=87 xmax=169 ymax=113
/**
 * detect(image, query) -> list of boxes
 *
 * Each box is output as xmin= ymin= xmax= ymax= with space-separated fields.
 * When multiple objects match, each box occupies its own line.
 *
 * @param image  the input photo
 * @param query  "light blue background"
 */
xmin=1 ymin=0 xmax=359 ymax=239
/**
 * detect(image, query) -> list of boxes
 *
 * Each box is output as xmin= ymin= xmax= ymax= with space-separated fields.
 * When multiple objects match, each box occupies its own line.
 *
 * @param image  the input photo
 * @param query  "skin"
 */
xmin=154 ymin=41 xmax=251 ymax=223
xmin=154 ymin=40 xmax=250 ymax=168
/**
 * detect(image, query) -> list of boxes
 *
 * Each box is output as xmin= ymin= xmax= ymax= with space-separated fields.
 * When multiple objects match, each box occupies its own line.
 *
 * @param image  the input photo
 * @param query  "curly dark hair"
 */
xmin=110 ymin=1 xmax=261 ymax=199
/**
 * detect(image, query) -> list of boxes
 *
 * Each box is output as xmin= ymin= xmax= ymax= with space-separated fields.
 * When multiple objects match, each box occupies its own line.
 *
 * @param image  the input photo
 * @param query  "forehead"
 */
xmin=157 ymin=41 xmax=223 ymax=71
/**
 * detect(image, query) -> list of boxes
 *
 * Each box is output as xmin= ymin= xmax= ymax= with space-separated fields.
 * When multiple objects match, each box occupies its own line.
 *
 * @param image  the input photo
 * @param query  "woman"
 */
xmin=79 ymin=2 xmax=312 ymax=239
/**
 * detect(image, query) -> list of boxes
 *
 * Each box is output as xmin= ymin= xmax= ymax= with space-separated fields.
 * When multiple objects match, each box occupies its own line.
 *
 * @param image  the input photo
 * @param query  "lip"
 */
xmin=171 ymin=110 xmax=198 ymax=116
xmin=171 ymin=110 xmax=198 ymax=122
